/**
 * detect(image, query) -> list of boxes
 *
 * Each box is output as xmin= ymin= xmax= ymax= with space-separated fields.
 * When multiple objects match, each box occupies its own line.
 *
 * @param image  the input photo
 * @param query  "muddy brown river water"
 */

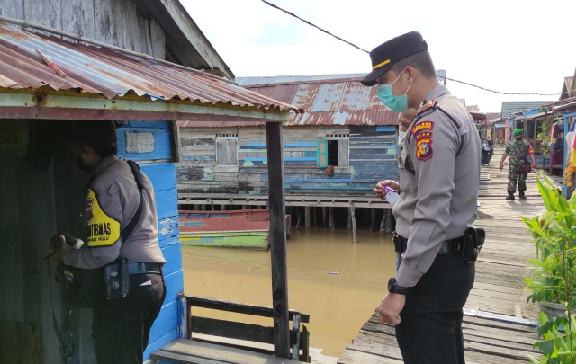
xmin=182 ymin=228 xmax=396 ymax=358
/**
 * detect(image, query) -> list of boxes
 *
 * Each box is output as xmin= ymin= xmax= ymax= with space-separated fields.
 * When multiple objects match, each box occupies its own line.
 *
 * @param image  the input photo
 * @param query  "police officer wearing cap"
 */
xmin=50 ymin=121 xmax=166 ymax=364
xmin=367 ymin=32 xmax=481 ymax=364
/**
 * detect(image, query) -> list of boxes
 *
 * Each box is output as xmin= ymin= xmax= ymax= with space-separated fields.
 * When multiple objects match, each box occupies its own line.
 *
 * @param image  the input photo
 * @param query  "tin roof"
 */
xmin=0 ymin=21 xmax=295 ymax=113
xmin=562 ymin=76 xmax=574 ymax=100
xmin=240 ymin=75 xmax=399 ymax=127
xmin=500 ymin=101 xmax=550 ymax=119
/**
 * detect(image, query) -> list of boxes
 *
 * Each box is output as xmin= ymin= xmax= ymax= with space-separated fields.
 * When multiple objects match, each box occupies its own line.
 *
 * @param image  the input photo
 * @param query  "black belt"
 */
xmin=126 ymin=262 xmax=163 ymax=275
xmin=392 ymin=232 xmax=465 ymax=255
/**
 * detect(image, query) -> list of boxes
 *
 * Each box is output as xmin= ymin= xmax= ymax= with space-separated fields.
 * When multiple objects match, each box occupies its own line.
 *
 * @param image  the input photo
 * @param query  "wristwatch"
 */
xmin=388 ymin=278 xmax=411 ymax=295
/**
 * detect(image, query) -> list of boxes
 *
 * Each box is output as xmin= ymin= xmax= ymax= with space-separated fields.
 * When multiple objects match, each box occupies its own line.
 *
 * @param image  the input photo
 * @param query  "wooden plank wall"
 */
xmin=348 ymin=126 xmax=399 ymax=193
xmin=115 ymin=121 xmax=183 ymax=360
xmin=177 ymin=128 xmax=240 ymax=193
xmin=0 ymin=0 xmax=166 ymax=58
xmin=177 ymin=126 xmax=399 ymax=195
xmin=0 ymin=120 xmax=97 ymax=363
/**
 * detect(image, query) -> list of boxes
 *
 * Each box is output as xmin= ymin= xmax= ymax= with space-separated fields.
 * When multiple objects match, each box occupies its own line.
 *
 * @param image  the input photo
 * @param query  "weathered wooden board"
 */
xmin=178 ymin=126 xmax=399 ymax=195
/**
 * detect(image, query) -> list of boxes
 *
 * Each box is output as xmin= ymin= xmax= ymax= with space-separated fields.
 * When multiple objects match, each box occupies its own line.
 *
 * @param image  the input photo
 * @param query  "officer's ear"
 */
xmin=404 ymin=66 xmax=417 ymax=83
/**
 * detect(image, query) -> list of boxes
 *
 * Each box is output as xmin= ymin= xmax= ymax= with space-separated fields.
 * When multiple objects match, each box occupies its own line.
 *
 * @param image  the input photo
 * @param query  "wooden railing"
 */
xmin=184 ymin=296 xmax=311 ymax=362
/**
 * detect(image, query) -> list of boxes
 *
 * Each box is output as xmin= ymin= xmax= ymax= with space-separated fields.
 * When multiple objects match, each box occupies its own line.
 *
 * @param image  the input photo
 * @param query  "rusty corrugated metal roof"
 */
xmin=0 ymin=21 xmax=295 ymax=112
xmin=179 ymin=76 xmax=399 ymax=128
xmin=245 ymin=76 xmax=398 ymax=126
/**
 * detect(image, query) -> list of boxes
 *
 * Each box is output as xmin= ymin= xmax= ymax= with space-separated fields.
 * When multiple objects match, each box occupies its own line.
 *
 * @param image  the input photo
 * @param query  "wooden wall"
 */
xmin=115 ymin=121 xmax=183 ymax=360
xmin=177 ymin=126 xmax=399 ymax=195
xmin=0 ymin=0 xmax=166 ymax=58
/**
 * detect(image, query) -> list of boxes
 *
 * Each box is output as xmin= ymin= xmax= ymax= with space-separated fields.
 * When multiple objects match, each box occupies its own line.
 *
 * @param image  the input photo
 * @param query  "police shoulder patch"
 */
xmin=411 ymin=120 xmax=434 ymax=161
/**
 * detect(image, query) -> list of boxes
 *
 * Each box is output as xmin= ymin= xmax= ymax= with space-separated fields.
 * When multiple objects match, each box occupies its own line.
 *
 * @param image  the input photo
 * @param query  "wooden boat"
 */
xmin=179 ymin=209 xmax=291 ymax=250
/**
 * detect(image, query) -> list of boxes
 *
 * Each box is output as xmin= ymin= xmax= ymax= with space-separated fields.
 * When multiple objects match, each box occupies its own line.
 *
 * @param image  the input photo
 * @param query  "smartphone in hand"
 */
xmin=383 ymin=185 xmax=400 ymax=205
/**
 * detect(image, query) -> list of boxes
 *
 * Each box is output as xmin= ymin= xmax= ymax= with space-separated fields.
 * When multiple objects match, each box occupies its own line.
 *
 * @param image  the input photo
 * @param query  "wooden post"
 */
xmin=380 ymin=209 xmax=386 ymax=232
xmin=265 ymin=121 xmax=290 ymax=358
xmin=385 ymin=209 xmax=394 ymax=234
xmin=347 ymin=207 xmax=352 ymax=230
xmin=351 ymin=203 xmax=358 ymax=243
xmin=328 ymin=207 xmax=335 ymax=231
xmin=295 ymin=207 xmax=302 ymax=229
xmin=311 ymin=207 xmax=316 ymax=227
xmin=304 ymin=206 xmax=311 ymax=229
xmin=322 ymin=207 xmax=327 ymax=227
xmin=370 ymin=209 xmax=376 ymax=232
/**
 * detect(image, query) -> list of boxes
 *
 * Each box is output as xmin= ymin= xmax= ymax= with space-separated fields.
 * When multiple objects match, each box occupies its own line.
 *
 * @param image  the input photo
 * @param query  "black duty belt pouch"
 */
xmin=450 ymin=227 xmax=485 ymax=263
xmin=58 ymin=264 xmax=104 ymax=308
xmin=104 ymin=258 xmax=130 ymax=300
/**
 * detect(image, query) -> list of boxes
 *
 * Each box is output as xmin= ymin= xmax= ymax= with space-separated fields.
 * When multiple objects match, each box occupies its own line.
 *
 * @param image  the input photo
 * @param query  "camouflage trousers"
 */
xmin=508 ymin=170 xmax=527 ymax=193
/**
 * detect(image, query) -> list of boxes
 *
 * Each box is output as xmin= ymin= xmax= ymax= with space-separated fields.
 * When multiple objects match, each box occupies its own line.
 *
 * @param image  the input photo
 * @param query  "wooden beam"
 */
xmin=186 ymin=296 xmax=310 ymax=323
xmin=265 ymin=121 xmax=290 ymax=358
xmin=191 ymin=316 xmax=275 ymax=345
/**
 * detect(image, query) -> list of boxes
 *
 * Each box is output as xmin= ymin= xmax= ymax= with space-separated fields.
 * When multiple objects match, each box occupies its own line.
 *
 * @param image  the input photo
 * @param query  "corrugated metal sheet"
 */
xmin=236 ymin=74 xmax=362 ymax=86
xmin=500 ymin=101 xmax=550 ymax=119
xmin=177 ymin=119 xmax=265 ymax=128
xmin=247 ymin=78 xmax=398 ymax=126
xmin=562 ymin=76 xmax=574 ymax=100
xmin=0 ymin=21 xmax=294 ymax=112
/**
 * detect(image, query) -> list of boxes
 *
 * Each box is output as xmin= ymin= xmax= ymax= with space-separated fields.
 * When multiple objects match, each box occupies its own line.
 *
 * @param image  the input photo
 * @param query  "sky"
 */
xmin=182 ymin=0 xmax=576 ymax=112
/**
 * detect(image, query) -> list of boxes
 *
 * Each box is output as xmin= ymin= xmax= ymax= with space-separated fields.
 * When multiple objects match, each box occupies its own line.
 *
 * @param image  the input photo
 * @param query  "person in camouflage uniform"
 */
xmin=499 ymin=128 xmax=536 ymax=200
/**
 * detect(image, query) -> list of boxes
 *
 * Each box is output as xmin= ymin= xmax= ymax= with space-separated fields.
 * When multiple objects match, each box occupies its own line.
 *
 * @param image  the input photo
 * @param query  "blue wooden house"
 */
xmin=0 ymin=3 xmax=295 ymax=363
xmin=178 ymin=75 xmax=400 ymax=196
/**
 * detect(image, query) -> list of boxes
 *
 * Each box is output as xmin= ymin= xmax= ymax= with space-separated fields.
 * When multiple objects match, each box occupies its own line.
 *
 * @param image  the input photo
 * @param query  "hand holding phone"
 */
xmin=383 ymin=185 xmax=400 ymax=205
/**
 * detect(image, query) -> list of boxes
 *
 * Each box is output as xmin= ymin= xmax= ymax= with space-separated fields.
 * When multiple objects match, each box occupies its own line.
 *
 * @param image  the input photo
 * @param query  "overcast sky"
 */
xmin=182 ymin=0 xmax=575 ymax=112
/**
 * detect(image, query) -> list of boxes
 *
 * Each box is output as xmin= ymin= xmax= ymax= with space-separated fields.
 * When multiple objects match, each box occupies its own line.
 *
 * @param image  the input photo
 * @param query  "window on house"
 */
xmin=326 ymin=133 xmax=349 ymax=167
xmin=216 ymin=133 xmax=238 ymax=165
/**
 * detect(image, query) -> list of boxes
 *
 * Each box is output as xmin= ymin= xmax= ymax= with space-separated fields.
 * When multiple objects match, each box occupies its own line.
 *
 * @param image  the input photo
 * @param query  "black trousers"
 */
xmin=93 ymin=272 xmax=166 ymax=364
xmin=395 ymin=255 xmax=475 ymax=364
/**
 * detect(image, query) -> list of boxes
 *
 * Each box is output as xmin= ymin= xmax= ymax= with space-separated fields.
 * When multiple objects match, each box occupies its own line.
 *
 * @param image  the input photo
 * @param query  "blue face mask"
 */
xmin=377 ymin=70 xmax=411 ymax=112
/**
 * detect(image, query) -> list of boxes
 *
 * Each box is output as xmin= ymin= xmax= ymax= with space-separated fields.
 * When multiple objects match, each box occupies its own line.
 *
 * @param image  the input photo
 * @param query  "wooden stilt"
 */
xmin=370 ymin=209 xmax=376 ymax=232
xmin=322 ymin=207 xmax=327 ymax=227
xmin=380 ymin=209 xmax=386 ymax=232
xmin=384 ymin=209 xmax=394 ymax=234
xmin=305 ymin=207 xmax=311 ymax=229
xmin=311 ymin=207 xmax=317 ymax=227
xmin=329 ymin=207 xmax=335 ymax=231
xmin=295 ymin=208 xmax=302 ymax=229
xmin=351 ymin=203 xmax=358 ymax=243
xmin=347 ymin=207 xmax=352 ymax=230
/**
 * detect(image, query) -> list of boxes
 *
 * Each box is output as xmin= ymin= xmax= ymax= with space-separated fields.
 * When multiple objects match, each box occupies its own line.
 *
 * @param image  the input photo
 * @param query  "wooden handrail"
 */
xmin=186 ymin=296 xmax=310 ymax=323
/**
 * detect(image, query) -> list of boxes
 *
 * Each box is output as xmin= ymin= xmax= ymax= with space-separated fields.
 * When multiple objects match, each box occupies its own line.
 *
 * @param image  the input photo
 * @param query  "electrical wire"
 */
xmin=258 ymin=0 xmax=562 ymax=96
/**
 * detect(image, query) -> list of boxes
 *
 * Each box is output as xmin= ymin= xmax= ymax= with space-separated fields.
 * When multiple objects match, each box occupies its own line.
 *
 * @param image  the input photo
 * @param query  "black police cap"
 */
xmin=361 ymin=31 xmax=428 ymax=86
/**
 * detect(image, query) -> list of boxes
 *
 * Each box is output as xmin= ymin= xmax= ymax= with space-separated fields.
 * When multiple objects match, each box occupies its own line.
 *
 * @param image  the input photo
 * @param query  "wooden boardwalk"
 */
xmin=340 ymin=147 xmax=545 ymax=363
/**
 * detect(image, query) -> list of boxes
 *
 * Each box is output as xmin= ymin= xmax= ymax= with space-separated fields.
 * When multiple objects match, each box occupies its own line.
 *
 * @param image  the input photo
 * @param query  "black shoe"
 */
xmin=506 ymin=192 xmax=515 ymax=200
xmin=519 ymin=192 xmax=527 ymax=200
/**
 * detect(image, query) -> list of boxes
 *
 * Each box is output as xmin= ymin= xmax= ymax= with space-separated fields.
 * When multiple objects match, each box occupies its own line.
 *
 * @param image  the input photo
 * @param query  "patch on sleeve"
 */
xmin=411 ymin=120 xmax=434 ymax=136
xmin=84 ymin=189 xmax=121 ymax=246
xmin=415 ymin=131 xmax=433 ymax=161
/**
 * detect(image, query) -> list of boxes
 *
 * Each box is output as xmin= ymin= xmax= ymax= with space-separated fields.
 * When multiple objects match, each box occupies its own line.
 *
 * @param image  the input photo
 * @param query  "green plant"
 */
xmin=523 ymin=174 xmax=576 ymax=363
xmin=530 ymin=313 xmax=576 ymax=364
